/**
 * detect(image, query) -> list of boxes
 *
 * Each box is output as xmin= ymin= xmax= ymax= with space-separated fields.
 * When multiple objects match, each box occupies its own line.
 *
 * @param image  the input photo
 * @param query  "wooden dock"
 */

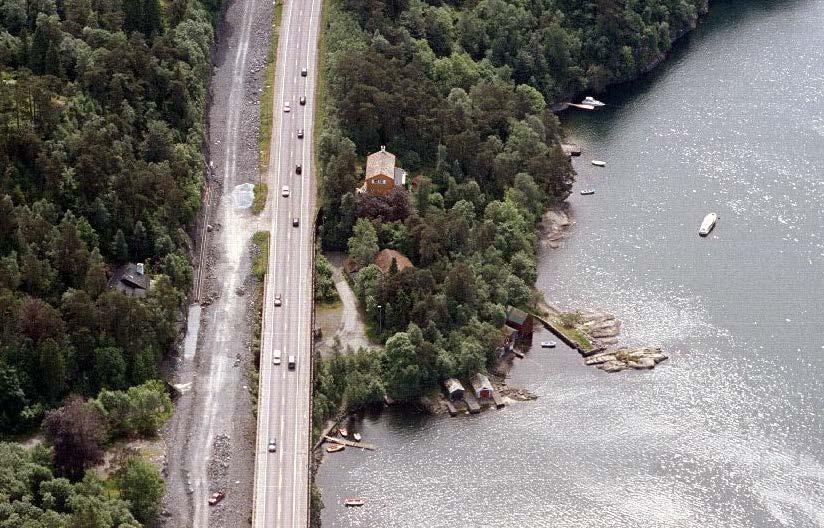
xmin=323 ymin=435 xmax=376 ymax=450
xmin=532 ymin=313 xmax=584 ymax=352
xmin=491 ymin=392 xmax=505 ymax=409
xmin=313 ymin=420 xmax=339 ymax=451
xmin=463 ymin=392 xmax=481 ymax=414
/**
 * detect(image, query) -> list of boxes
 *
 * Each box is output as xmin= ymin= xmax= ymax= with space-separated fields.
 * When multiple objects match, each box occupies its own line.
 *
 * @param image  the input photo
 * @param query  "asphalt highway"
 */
xmin=252 ymin=0 xmax=322 ymax=524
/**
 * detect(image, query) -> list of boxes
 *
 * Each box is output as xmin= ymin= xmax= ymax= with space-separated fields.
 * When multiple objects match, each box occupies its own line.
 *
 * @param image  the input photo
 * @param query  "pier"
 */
xmin=323 ymin=436 xmax=376 ymax=450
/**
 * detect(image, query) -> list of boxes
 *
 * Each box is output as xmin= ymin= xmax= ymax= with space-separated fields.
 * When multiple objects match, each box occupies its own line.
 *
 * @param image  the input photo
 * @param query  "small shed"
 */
xmin=443 ymin=378 xmax=465 ymax=401
xmin=470 ymin=373 xmax=494 ymax=399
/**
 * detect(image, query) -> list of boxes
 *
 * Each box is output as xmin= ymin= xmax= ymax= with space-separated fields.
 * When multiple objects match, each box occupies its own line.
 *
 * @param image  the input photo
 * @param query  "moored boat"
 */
xmin=580 ymin=189 xmax=596 ymax=195
xmin=339 ymin=427 xmax=348 ymax=438
xmin=699 ymin=212 xmax=718 ymax=236
xmin=583 ymin=96 xmax=605 ymax=107
xmin=591 ymin=160 xmax=606 ymax=167
xmin=326 ymin=444 xmax=345 ymax=453
xmin=541 ymin=341 xmax=557 ymax=348
xmin=353 ymin=432 xmax=362 ymax=442
xmin=344 ymin=498 xmax=365 ymax=507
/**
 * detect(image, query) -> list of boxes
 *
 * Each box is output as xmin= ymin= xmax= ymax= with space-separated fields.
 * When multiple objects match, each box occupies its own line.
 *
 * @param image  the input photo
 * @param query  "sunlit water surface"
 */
xmin=316 ymin=1 xmax=824 ymax=525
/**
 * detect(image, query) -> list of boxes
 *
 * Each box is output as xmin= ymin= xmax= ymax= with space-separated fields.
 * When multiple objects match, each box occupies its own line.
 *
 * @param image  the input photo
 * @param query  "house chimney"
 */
xmin=136 ymin=263 xmax=144 ymax=275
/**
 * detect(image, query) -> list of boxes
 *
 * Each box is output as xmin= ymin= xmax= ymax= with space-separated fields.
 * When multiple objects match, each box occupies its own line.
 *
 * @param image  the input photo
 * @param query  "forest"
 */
xmin=0 ymin=0 xmax=220 ymax=514
xmin=0 ymin=0 xmax=221 ymax=435
xmin=313 ymin=0 xmax=707 ymax=413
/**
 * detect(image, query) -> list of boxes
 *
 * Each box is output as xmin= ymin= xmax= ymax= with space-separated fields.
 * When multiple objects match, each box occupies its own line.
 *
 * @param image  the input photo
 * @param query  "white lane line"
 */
xmin=256 ymin=0 xmax=293 ymax=523
xmin=292 ymin=0 xmax=318 ymax=519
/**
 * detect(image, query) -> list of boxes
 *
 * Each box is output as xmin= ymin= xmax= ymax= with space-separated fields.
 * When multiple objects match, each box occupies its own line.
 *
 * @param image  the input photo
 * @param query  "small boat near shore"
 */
xmin=591 ymin=160 xmax=606 ymax=167
xmin=569 ymin=103 xmax=596 ymax=110
xmin=339 ymin=427 xmax=348 ymax=438
xmin=580 ymin=189 xmax=596 ymax=195
xmin=353 ymin=432 xmax=362 ymax=442
xmin=326 ymin=444 xmax=345 ymax=453
xmin=699 ymin=213 xmax=718 ymax=236
xmin=583 ymin=96 xmax=605 ymax=107
xmin=344 ymin=498 xmax=365 ymax=507
xmin=541 ymin=341 xmax=557 ymax=348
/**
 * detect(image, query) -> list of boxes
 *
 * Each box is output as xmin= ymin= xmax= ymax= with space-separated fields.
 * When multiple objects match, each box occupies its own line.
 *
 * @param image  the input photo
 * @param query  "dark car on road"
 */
xmin=296 ymin=164 xmax=302 ymax=175
xmin=301 ymin=67 xmax=307 ymax=77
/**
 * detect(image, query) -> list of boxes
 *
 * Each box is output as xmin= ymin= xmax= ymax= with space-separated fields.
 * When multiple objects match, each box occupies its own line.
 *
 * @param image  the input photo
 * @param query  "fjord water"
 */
xmin=315 ymin=1 xmax=824 ymax=525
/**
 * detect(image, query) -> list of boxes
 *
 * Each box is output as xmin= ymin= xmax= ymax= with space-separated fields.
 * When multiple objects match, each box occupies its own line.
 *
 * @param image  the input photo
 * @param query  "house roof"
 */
xmin=443 ymin=378 xmax=465 ymax=393
xmin=373 ymin=249 xmax=413 ymax=275
xmin=502 ymin=325 xmax=518 ymax=337
xmin=470 ymin=373 xmax=493 ymax=392
xmin=365 ymin=146 xmax=396 ymax=180
xmin=505 ymin=306 xmax=530 ymax=325
xmin=108 ymin=263 xmax=149 ymax=296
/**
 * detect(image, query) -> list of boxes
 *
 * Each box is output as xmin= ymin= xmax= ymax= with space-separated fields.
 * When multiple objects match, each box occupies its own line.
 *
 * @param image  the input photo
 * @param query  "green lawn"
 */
xmin=259 ymin=2 xmax=284 ymax=174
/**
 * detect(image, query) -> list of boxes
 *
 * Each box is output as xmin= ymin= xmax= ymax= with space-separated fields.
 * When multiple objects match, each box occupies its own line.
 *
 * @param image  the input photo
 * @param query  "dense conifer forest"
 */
xmin=0 ymin=0 xmax=221 ymax=434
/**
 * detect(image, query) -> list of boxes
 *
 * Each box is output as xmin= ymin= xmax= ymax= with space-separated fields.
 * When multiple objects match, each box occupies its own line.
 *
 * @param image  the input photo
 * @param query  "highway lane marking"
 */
xmin=257 ymin=0 xmax=294 ymax=522
xmin=290 ymin=0 xmax=318 ymax=519
xmin=272 ymin=0 xmax=306 ymax=522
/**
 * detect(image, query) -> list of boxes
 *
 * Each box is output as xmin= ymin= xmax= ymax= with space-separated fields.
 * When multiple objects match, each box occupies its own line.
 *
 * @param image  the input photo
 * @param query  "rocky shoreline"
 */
xmin=538 ymin=209 xmax=670 ymax=373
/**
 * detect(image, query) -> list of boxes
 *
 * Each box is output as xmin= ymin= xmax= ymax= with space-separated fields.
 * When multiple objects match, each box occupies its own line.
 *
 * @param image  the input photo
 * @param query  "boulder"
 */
xmin=631 ymin=357 xmax=656 ymax=369
xmin=600 ymin=361 xmax=626 ymax=373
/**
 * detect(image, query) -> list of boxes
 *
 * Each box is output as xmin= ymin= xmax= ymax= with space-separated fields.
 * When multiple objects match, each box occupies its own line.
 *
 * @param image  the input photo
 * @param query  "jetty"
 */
xmin=462 ymin=392 xmax=481 ymax=414
xmin=323 ymin=435 xmax=376 ymax=450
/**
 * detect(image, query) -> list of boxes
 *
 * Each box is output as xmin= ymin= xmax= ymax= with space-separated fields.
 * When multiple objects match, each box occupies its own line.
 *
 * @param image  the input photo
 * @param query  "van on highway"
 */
xmin=288 ymin=355 xmax=296 ymax=370
xmin=273 ymin=349 xmax=281 ymax=365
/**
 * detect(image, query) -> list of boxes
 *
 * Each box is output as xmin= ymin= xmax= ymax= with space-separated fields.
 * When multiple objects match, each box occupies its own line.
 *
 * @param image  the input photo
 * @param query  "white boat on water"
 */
xmin=591 ymin=160 xmax=606 ymax=167
xmin=583 ymin=96 xmax=605 ymax=107
xmin=699 ymin=213 xmax=718 ymax=236
xmin=580 ymin=189 xmax=596 ymax=195
xmin=344 ymin=498 xmax=365 ymax=507
xmin=353 ymin=432 xmax=362 ymax=442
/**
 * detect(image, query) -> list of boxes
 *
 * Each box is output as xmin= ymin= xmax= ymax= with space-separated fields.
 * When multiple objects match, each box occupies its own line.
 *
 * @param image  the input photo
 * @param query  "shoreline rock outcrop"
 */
xmin=585 ymin=347 xmax=668 ymax=373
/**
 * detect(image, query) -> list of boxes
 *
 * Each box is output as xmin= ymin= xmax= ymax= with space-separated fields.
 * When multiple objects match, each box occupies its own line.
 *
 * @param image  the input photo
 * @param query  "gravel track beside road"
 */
xmin=159 ymin=0 xmax=274 ymax=524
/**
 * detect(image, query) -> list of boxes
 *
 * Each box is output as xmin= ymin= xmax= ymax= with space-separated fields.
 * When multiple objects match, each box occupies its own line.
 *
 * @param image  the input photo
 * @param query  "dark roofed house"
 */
xmin=109 ymin=263 xmax=150 ymax=298
xmin=373 ymin=249 xmax=413 ymax=275
xmin=505 ymin=306 xmax=534 ymax=340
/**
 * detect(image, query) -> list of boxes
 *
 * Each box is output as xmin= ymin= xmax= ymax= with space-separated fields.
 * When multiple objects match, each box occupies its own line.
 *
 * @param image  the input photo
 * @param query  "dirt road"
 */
xmin=160 ymin=0 xmax=273 ymax=524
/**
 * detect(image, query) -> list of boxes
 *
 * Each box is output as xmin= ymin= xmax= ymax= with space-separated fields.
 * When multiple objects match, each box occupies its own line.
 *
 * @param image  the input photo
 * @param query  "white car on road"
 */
xmin=273 ymin=349 xmax=281 ymax=365
xmin=282 ymin=186 xmax=290 ymax=197
xmin=283 ymin=102 xmax=291 ymax=112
